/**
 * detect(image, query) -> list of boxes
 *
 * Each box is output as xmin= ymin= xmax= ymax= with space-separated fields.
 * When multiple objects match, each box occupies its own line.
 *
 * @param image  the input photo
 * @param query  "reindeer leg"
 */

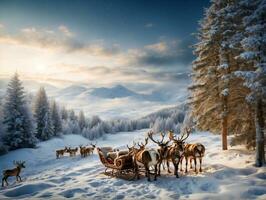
xmin=161 ymin=159 xmax=165 ymax=170
xmin=2 ymin=177 xmax=5 ymax=187
xmin=167 ymin=161 xmax=171 ymax=173
xmin=176 ymin=161 xmax=179 ymax=178
xmin=190 ymin=157 xmax=193 ymax=169
xmin=199 ymin=157 xmax=202 ymax=172
xmin=158 ymin=162 xmax=161 ymax=176
xmin=5 ymin=177 xmax=8 ymax=186
xmin=134 ymin=163 xmax=140 ymax=180
xmin=18 ymin=175 xmax=22 ymax=182
xmin=194 ymin=156 xmax=197 ymax=173
xmin=180 ymin=157 xmax=183 ymax=171
xmin=145 ymin=165 xmax=150 ymax=181
xmin=154 ymin=165 xmax=157 ymax=181
xmin=185 ymin=157 xmax=188 ymax=173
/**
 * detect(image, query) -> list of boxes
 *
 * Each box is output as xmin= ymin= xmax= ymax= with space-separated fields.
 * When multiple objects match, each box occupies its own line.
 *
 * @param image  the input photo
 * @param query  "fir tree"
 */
xmin=78 ymin=110 xmax=86 ymax=131
xmin=235 ymin=0 xmax=266 ymax=166
xmin=61 ymin=106 xmax=68 ymax=120
xmin=2 ymin=73 xmax=37 ymax=150
xmin=34 ymin=87 xmax=53 ymax=140
xmin=51 ymin=100 xmax=62 ymax=136
xmin=190 ymin=0 xmax=257 ymax=150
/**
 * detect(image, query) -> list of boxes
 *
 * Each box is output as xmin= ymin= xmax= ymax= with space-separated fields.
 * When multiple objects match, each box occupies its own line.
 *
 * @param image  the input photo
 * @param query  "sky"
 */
xmin=0 ymin=0 xmax=210 ymax=88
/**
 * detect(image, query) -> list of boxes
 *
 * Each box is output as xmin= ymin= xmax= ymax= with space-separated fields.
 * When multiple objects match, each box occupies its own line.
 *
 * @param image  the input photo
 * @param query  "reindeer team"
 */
xmin=126 ymin=128 xmax=205 ymax=181
xmin=2 ymin=128 xmax=205 ymax=187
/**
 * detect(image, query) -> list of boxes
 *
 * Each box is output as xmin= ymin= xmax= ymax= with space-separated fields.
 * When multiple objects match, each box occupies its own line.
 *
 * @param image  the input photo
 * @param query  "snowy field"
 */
xmin=0 ymin=129 xmax=265 ymax=200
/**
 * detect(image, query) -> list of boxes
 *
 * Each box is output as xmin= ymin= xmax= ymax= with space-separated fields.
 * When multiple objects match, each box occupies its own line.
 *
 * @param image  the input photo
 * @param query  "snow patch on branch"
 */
xmin=221 ymin=88 xmax=229 ymax=96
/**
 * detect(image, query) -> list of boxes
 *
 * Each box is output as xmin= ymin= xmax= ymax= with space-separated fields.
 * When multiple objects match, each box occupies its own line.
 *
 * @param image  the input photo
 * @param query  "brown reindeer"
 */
xmin=79 ymin=145 xmax=87 ymax=157
xmin=2 ymin=161 xmax=25 ymax=187
xmin=131 ymin=138 xmax=160 ymax=181
xmin=147 ymin=131 xmax=171 ymax=175
xmin=56 ymin=147 xmax=68 ymax=159
xmin=168 ymin=129 xmax=190 ymax=178
xmin=180 ymin=137 xmax=206 ymax=173
xmin=66 ymin=147 xmax=78 ymax=157
xmin=86 ymin=142 xmax=97 ymax=155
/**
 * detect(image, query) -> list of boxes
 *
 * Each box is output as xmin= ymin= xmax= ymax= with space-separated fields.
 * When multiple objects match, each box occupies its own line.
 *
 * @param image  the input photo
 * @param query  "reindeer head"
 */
xmin=148 ymin=131 xmax=170 ymax=154
xmin=14 ymin=160 xmax=26 ymax=169
xmin=65 ymin=147 xmax=71 ymax=153
xmin=127 ymin=141 xmax=137 ymax=152
xmin=168 ymin=128 xmax=191 ymax=154
xmin=90 ymin=142 xmax=97 ymax=150
xmin=79 ymin=145 xmax=85 ymax=151
xmin=137 ymin=137 xmax=148 ymax=150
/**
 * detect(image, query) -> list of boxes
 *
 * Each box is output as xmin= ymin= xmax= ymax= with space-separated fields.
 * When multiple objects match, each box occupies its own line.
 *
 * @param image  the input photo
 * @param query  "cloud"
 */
xmin=0 ymin=25 xmax=120 ymax=57
xmin=145 ymin=23 xmax=154 ymax=28
xmin=0 ymin=24 xmax=192 ymax=88
xmin=47 ymin=63 xmax=189 ymax=86
xmin=127 ymin=39 xmax=187 ymax=68
xmin=58 ymin=25 xmax=73 ymax=37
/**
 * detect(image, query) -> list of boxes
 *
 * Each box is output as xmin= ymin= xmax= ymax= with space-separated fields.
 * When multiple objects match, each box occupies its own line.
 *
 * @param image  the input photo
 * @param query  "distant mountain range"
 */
xmin=0 ymin=77 xmax=186 ymax=103
xmin=0 ymin=78 xmax=189 ymax=119
xmin=58 ymin=84 xmax=169 ymax=102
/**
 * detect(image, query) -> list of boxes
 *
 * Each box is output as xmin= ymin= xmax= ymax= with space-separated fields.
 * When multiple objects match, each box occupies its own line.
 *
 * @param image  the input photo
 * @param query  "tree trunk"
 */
xmin=222 ymin=95 xmax=228 ymax=150
xmin=255 ymin=98 xmax=265 ymax=167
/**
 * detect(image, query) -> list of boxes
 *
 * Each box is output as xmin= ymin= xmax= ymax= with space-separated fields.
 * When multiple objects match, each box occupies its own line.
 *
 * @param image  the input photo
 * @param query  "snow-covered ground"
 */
xmin=0 ymin=129 xmax=265 ymax=200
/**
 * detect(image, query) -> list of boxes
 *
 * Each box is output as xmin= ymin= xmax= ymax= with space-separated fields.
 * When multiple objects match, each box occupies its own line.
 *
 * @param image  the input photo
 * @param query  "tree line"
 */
xmin=189 ymin=0 xmax=265 ymax=166
xmin=0 ymin=73 xmax=188 ymax=155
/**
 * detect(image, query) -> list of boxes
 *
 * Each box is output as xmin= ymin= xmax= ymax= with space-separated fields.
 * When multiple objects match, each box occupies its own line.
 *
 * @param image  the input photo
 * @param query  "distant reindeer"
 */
xmin=2 ymin=161 xmax=25 ymax=187
xmin=67 ymin=147 xmax=78 ymax=157
xmin=131 ymin=138 xmax=160 ymax=181
xmin=86 ymin=142 xmax=97 ymax=155
xmin=168 ymin=129 xmax=190 ymax=178
xmin=179 ymin=129 xmax=205 ymax=173
xmin=56 ymin=147 xmax=68 ymax=159
xmin=147 ymin=131 xmax=171 ymax=175
xmin=79 ymin=145 xmax=87 ymax=157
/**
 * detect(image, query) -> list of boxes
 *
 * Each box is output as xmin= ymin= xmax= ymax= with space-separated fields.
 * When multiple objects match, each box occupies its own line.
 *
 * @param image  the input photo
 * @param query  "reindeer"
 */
xmin=130 ymin=138 xmax=160 ymax=181
xmin=86 ymin=142 xmax=97 ymax=155
xmin=168 ymin=129 xmax=190 ymax=178
xmin=79 ymin=145 xmax=87 ymax=157
xmin=179 ymin=129 xmax=205 ymax=173
xmin=56 ymin=147 xmax=67 ymax=159
xmin=180 ymin=143 xmax=205 ymax=173
xmin=147 ymin=131 xmax=171 ymax=175
xmin=66 ymin=147 xmax=78 ymax=157
xmin=2 ymin=161 xmax=26 ymax=187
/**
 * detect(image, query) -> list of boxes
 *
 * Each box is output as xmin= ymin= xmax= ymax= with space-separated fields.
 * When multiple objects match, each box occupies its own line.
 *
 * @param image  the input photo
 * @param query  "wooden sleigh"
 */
xmin=96 ymin=147 xmax=136 ymax=180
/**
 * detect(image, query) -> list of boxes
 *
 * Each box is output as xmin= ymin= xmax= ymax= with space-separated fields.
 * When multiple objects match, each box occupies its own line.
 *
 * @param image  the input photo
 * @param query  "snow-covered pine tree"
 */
xmin=61 ymin=106 xmax=68 ymax=120
xmin=2 ymin=73 xmax=37 ymax=150
xmin=235 ymin=0 xmax=265 ymax=166
xmin=190 ymin=0 xmax=256 ymax=150
xmin=50 ymin=100 xmax=62 ymax=136
xmin=69 ymin=109 xmax=77 ymax=121
xmin=0 ymin=104 xmax=8 ymax=154
xmin=221 ymin=0 xmax=256 ymax=149
xmin=34 ymin=87 xmax=53 ymax=140
xmin=78 ymin=110 xmax=86 ymax=130
xmin=189 ymin=0 xmax=224 ymax=145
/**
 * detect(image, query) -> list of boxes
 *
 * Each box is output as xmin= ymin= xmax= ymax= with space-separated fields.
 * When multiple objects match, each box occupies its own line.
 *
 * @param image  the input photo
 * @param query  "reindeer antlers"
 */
xmin=180 ymin=127 xmax=191 ymax=141
xmin=90 ymin=142 xmax=97 ymax=147
xmin=13 ymin=160 xmax=25 ymax=165
xmin=148 ymin=131 xmax=169 ymax=145
xmin=168 ymin=127 xmax=191 ymax=142
xmin=138 ymin=137 xmax=148 ymax=147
